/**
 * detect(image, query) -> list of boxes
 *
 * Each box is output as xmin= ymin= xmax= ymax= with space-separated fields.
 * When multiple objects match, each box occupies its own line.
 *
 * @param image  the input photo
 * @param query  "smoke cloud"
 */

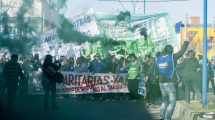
xmin=0 ymin=0 xmax=38 ymax=54
xmin=57 ymin=17 xmax=90 ymax=45
xmin=115 ymin=11 xmax=131 ymax=25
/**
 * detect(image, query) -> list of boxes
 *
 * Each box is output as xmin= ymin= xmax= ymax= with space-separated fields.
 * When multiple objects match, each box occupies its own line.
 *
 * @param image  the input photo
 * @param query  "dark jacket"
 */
xmin=88 ymin=59 xmax=106 ymax=73
xmin=147 ymin=41 xmax=189 ymax=83
xmin=75 ymin=63 xmax=89 ymax=73
xmin=42 ymin=62 xmax=60 ymax=81
xmin=103 ymin=60 xmax=118 ymax=73
xmin=32 ymin=60 xmax=42 ymax=71
xmin=3 ymin=60 xmax=24 ymax=82
xmin=177 ymin=57 xmax=201 ymax=81
xmin=207 ymin=62 xmax=214 ymax=79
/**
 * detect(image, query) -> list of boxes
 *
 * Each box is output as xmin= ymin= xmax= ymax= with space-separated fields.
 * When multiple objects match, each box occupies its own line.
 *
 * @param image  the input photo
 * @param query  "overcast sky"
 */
xmin=64 ymin=0 xmax=215 ymax=24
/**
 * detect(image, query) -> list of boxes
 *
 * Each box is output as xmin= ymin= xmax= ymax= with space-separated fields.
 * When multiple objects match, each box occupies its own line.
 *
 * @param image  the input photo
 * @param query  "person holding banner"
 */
xmin=75 ymin=56 xmax=89 ymax=73
xmin=42 ymin=54 xmax=60 ymax=110
xmin=124 ymin=53 xmax=142 ymax=101
xmin=88 ymin=53 xmax=107 ymax=100
xmin=88 ymin=53 xmax=106 ymax=74
xmin=116 ymin=57 xmax=128 ymax=100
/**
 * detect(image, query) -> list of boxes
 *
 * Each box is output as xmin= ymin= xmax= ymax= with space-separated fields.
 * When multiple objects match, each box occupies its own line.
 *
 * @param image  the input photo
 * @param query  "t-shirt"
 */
xmin=127 ymin=61 xmax=140 ymax=79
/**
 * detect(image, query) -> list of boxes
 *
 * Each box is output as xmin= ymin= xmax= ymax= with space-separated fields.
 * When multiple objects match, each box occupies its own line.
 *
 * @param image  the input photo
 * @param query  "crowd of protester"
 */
xmin=0 ymin=48 xmax=215 ymax=120
xmin=0 ymin=53 xmax=161 ymax=109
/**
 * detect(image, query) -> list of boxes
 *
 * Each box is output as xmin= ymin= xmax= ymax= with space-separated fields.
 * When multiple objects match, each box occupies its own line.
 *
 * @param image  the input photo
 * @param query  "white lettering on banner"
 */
xmin=28 ymin=72 xmax=147 ymax=95
xmin=70 ymin=8 xmax=99 ymax=36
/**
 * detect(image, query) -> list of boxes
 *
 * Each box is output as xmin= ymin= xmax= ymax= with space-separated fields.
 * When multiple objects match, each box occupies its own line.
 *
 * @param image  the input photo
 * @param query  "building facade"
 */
xmin=0 ymin=0 xmax=62 ymax=35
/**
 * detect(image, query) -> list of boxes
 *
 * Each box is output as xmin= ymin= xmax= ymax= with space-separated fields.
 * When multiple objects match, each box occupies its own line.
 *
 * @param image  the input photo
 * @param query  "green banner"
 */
xmin=81 ymin=13 xmax=178 ymax=58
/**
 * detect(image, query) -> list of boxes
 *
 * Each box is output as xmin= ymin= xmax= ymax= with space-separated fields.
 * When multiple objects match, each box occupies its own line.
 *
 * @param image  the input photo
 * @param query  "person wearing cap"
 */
xmin=145 ymin=33 xmax=195 ymax=120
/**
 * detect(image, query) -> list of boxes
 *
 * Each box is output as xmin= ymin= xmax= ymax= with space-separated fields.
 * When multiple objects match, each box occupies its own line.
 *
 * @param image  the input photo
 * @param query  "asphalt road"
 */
xmin=0 ymin=95 xmax=160 ymax=120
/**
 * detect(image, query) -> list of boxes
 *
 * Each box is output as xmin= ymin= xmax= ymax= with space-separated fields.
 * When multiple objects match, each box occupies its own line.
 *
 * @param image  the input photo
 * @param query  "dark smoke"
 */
xmin=57 ymin=17 xmax=90 ymax=45
xmin=16 ymin=0 xmax=33 ymax=18
xmin=0 ymin=36 xmax=37 ymax=54
xmin=15 ymin=0 xmax=38 ymax=54
xmin=57 ymin=11 xmax=131 ymax=52
xmin=91 ymin=35 xmax=127 ymax=52
xmin=1 ymin=12 xmax=9 ymax=34
xmin=127 ymin=23 xmax=142 ymax=32
xmin=58 ymin=17 xmax=119 ymax=48
xmin=16 ymin=0 xmax=34 ymax=37
xmin=0 ymin=0 xmax=38 ymax=54
xmin=9 ymin=33 xmax=39 ymax=55
xmin=115 ymin=11 xmax=131 ymax=25
xmin=140 ymin=27 xmax=148 ymax=40
xmin=50 ymin=0 xmax=68 ymax=11
xmin=90 ymin=35 xmax=109 ymax=50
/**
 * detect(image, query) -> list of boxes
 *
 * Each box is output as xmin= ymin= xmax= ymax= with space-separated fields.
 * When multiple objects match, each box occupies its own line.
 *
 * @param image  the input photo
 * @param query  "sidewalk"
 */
xmin=173 ymin=92 xmax=215 ymax=120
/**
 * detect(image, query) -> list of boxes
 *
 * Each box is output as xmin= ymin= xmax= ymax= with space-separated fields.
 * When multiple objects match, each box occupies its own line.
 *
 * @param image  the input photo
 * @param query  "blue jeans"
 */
xmin=159 ymin=82 xmax=176 ymax=120
xmin=183 ymin=80 xmax=201 ymax=103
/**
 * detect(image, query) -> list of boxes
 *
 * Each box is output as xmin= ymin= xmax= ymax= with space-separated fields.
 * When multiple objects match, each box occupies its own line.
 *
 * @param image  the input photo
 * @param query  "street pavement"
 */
xmin=0 ymin=95 xmax=160 ymax=120
xmin=2 ymin=84 xmax=212 ymax=120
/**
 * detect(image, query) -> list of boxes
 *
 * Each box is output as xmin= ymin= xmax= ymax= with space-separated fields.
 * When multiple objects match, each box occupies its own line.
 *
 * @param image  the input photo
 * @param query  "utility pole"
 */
xmin=143 ymin=0 xmax=146 ymax=14
xmin=130 ymin=0 xmax=138 ymax=14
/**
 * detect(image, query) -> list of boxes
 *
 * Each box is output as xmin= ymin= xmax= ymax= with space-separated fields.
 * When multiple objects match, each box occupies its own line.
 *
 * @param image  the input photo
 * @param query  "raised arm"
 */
xmin=174 ymin=32 xmax=196 ymax=60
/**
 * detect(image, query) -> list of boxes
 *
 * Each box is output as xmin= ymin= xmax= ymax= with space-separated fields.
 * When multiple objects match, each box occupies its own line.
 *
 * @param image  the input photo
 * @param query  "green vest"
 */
xmin=127 ymin=61 xmax=140 ymax=79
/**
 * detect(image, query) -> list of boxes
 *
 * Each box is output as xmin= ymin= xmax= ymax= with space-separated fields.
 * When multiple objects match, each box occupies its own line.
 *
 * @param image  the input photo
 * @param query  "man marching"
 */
xmin=145 ymin=32 xmax=195 ymax=120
